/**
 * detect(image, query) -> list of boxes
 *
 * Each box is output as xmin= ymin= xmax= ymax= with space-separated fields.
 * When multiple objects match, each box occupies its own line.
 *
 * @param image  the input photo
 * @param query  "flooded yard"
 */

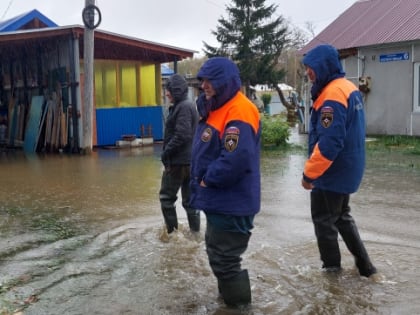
xmin=1 ymin=131 xmax=420 ymax=315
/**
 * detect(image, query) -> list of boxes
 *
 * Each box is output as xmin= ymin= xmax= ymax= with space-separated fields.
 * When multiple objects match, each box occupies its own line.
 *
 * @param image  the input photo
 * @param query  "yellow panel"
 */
xmin=120 ymin=63 xmax=137 ymax=107
xmin=140 ymin=64 xmax=156 ymax=105
xmin=94 ymin=62 xmax=117 ymax=108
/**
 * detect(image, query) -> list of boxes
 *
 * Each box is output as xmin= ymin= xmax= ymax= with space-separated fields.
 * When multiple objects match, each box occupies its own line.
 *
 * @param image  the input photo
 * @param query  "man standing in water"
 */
xmin=190 ymin=57 xmax=261 ymax=307
xmin=301 ymin=44 xmax=378 ymax=278
xmin=159 ymin=74 xmax=200 ymax=234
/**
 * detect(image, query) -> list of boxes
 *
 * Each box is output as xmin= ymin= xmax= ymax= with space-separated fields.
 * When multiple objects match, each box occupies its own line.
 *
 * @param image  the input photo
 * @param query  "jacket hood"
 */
xmin=302 ymin=44 xmax=345 ymax=100
xmin=196 ymin=57 xmax=241 ymax=118
xmin=166 ymin=74 xmax=188 ymax=103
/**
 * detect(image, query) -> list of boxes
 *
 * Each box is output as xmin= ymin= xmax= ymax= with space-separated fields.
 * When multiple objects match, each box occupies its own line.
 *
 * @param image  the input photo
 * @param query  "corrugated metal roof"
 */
xmin=0 ymin=25 xmax=195 ymax=63
xmin=301 ymin=0 xmax=420 ymax=54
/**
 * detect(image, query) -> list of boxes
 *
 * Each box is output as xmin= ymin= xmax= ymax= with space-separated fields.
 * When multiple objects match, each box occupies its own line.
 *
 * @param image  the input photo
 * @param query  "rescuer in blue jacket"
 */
xmin=190 ymin=57 xmax=261 ymax=307
xmin=302 ymin=44 xmax=377 ymax=278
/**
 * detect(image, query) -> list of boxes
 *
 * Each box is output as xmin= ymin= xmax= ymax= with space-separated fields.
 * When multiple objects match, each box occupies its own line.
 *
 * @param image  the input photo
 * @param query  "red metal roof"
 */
xmin=301 ymin=0 xmax=420 ymax=55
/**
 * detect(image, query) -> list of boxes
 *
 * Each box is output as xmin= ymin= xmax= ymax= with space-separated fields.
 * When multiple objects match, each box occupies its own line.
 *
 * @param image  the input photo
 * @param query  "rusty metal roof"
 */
xmin=0 ymin=25 xmax=195 ymax=62
xmin=301 ymin=0 xmax=420 ymax=55
xmin=0 ymin=9 xmax=194 ymax=62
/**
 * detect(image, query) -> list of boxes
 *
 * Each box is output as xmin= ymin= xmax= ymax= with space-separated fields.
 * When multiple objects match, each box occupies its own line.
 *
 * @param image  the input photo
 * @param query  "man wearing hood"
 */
xmin=159 ymin=74 xmax=200 ymax=234
xmin=190 ymin=57 xmax=261 ymax=307
xmin=301 ymin=44 xmax=377 ymax=278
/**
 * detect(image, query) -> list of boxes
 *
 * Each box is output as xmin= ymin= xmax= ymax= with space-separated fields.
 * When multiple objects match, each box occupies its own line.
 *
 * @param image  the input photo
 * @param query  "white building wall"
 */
xmin=343 ymin=42 xmax=420 ymax=136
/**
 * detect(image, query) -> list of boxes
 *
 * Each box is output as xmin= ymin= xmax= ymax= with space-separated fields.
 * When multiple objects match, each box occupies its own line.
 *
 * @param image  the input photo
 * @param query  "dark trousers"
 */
xmin=159 ymin=165 xmax=200 ymax=233
xmin=310 ymin=190 xmax=376 ymax=277
xmin=205 ymin=220 xmax=252 ymax=306
xmin=205 ymin=221 xmax=251 ymax=279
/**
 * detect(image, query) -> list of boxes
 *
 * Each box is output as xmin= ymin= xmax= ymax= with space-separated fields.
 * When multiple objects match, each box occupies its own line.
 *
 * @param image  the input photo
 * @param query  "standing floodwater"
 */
xmin=1 ymin=134 xmax=420 ymax=314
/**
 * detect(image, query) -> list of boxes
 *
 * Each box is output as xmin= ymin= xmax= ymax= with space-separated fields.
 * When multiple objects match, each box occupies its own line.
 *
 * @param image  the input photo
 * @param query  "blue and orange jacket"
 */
xmin=190 ymin=57 xmax=261 ymax=216
xmin=190 ymin=91 xmax=261 ymax=215
xmin=303 ymin=45 xmax=366 ymax=194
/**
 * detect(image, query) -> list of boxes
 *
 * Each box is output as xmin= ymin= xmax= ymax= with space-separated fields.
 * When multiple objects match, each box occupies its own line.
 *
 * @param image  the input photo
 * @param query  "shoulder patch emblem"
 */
xmin=201 ymin=127 xmax=212 ymax=142
xmin=226 ymin=126 xmax=240 ymax=135
xmin=321 ymin=106 xmax=334 ymax=128
xmin=224 ymin=126 xmax=240 ymax=152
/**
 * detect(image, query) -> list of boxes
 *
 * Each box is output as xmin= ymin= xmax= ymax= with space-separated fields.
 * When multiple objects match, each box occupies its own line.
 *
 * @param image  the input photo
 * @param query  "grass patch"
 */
xmin=366 ymin=135 xmax=420 ymax=155
xmin=366 ymin=135 xmax=420 ymax=171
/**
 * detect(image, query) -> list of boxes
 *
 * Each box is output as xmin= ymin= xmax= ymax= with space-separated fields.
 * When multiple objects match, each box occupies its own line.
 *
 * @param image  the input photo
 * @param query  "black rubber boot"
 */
xmin=355 ymin=259 xmax=377 ymax=277
xmin=336 ymin=207 xmax=376 ymax=277
xmin=186 ymin=210 xmax=200 ymax=232
xmin=218 ymin=269 xmax=251 ymax=307
xmin=318 ymin=239 xmax=342 ymax=270
xmin=161 ymin=207 xmax=178 ymax=233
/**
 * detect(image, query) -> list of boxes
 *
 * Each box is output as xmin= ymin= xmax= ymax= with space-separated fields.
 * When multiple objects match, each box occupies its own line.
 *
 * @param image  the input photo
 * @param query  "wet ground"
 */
xmin=1 ymin=129 xmax=420 ymax=315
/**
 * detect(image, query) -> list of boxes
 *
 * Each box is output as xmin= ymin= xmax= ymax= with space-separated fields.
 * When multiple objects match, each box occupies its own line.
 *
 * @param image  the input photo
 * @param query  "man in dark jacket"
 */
xmin=159 ymin=74 xmax=199 ymax=234
xmin=190 ymin=57 xmax=261 ymax=307
xmin=302 ymin=44 xmax=377 ymax=278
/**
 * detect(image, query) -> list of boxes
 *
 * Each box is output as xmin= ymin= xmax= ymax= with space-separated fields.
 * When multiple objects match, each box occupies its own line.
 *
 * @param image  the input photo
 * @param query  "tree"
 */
xmin=203 ymin=0 xmax=298 ymax=122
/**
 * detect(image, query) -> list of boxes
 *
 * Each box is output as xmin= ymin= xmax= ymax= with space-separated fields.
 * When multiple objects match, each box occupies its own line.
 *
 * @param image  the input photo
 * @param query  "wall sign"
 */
xmin=379 ymin=52 xmax=409 ymax=62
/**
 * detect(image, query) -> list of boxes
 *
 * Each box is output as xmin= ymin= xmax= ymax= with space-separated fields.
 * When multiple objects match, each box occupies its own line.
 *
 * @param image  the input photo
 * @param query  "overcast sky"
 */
xmin=1 ymin=0 xmax=356 ymax=55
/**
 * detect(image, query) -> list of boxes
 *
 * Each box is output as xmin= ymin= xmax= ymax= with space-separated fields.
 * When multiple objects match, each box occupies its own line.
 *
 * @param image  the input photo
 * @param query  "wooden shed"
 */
xmin=0 ymin=9 xmax=194 ymax=152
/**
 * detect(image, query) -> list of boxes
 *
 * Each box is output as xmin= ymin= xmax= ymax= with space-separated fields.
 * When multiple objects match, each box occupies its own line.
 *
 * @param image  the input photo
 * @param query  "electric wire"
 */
xmin=0 ymin=0 xmax=14 ymax=21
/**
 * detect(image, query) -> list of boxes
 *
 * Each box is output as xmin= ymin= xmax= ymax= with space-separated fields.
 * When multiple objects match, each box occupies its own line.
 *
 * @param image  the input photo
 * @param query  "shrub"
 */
xmin=261 ymin=93 xmax=272 ymax=105
xmin=260 ymin=114 xmax=290 ymax=147
xmin=260 ymin=93 xmax=272 ymax=114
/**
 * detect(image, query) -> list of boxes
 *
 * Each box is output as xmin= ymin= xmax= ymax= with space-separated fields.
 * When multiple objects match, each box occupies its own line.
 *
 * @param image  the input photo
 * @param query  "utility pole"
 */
xmin=81 ymin=0 xmax=101 ymax=153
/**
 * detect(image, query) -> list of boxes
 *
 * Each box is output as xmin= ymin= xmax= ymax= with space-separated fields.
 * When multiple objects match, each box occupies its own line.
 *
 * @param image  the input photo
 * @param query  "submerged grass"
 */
xmin=262 ymin=133 xmax=420 ymax=171
xmin=366 ymin=135 xmax=420 ymax=171
xmin=30 ymin=216 xmax=79 ymax=240
xmin=366 ymin=135 xmax=420 ymax=155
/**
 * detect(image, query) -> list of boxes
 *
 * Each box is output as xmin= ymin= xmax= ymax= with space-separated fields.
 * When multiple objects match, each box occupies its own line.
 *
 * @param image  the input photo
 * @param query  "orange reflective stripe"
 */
xmin=207 ymin=92 xmax=260 ymax=137
xmin=304 ymin=143 xmax=333 ymax=180
xmin=313 ymin=78 xmax=358 ymax=110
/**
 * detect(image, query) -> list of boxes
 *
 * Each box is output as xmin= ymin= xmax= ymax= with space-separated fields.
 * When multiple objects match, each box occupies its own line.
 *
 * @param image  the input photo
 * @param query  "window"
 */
xmin=413 ymin=62 xmax=420 ymax=112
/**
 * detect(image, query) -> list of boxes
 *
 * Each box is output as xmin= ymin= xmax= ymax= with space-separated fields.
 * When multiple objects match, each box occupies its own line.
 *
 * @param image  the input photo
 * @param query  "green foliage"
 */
xmin=260 ymin=93 xmax=272 ymax=106
xmin=366 ymin=135 xmax=420 ymax=155
xmin=31 ymin=216 xmax=78 ymax=240
xmin=261 ymin=114 xmax=290 ymax=147
xmin=365 ymin=135 xmax=420 ymax=171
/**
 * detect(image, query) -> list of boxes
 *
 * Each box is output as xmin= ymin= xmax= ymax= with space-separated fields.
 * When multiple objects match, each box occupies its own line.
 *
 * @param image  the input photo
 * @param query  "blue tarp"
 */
xmin=161 ymin=64 xmax=174 ymax=77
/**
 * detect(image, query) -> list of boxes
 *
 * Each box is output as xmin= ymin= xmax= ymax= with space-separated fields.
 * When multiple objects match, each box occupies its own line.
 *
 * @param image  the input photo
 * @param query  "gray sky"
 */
xmin=1 ymin=0 xmax=356 ymax=54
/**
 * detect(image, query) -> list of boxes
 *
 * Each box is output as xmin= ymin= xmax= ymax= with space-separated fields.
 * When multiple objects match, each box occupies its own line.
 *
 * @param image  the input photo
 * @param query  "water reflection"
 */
xmin=1 ymin=137 xmax=420 ymax=314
